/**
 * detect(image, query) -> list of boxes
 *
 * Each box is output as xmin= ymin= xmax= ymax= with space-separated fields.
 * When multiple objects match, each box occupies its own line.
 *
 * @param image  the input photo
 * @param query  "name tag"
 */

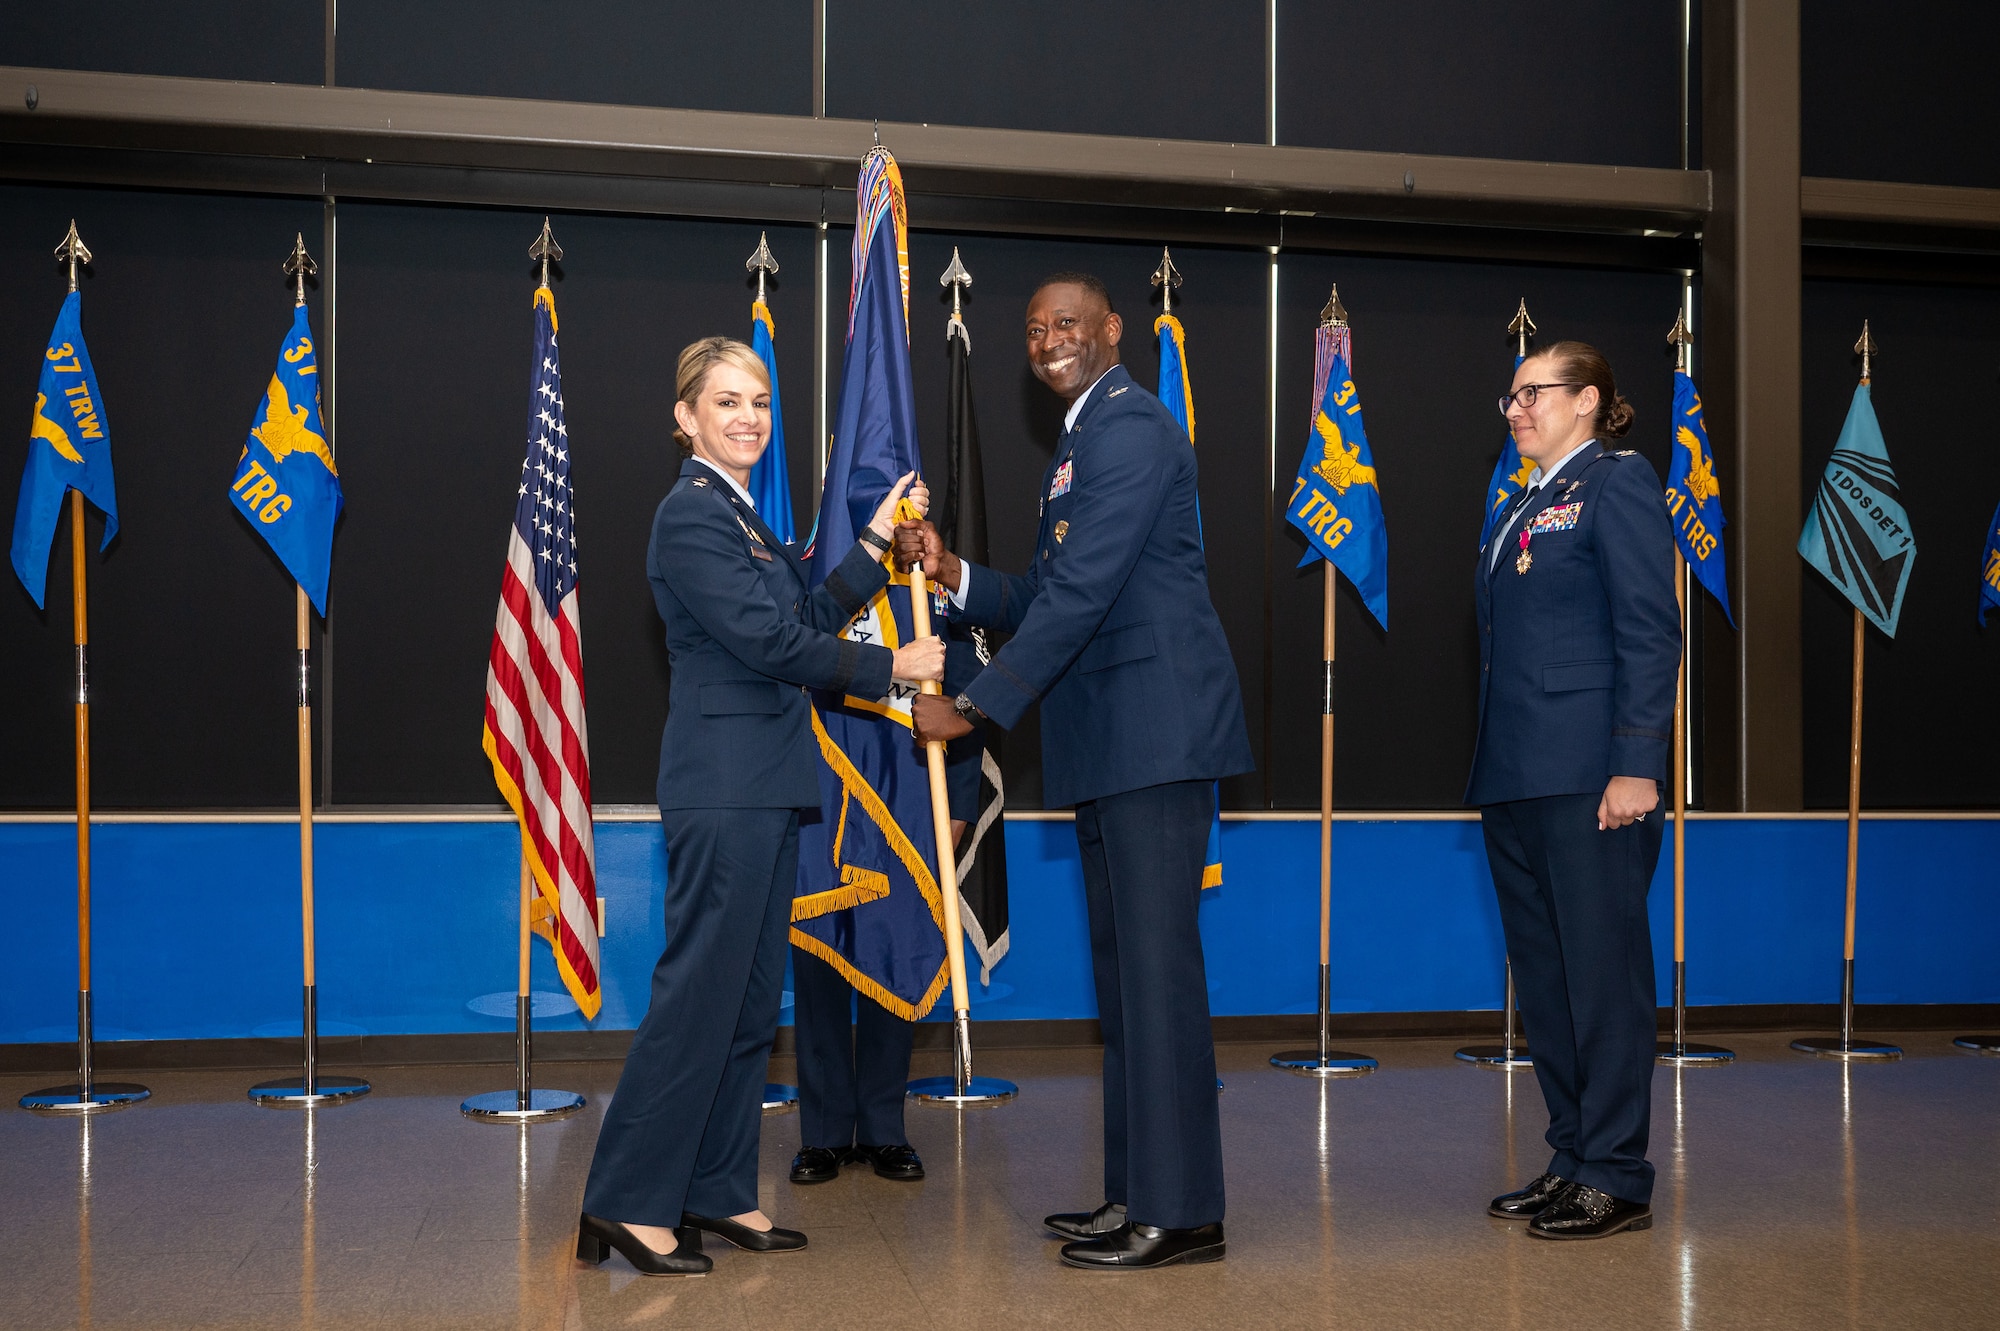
xmin=1049 ymin=459 xmax=1074 ymax=500
xmin=749 ymin=544 xmax=774 ymax=562
xmin=1528 ymin=502 xmax=1582 ymax=534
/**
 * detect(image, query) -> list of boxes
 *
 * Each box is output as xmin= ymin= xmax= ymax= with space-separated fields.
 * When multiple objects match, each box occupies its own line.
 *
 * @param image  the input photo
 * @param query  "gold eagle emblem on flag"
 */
xmin=1312 ymin=411 xmax=1377 ymax=493
xmin=31 ymin=392 xmax=82 ymax=464
xmin=252 ymin=376 xmax=337 ymax=475
xmin=1679 ymin=425 xmax=1720 ymax=506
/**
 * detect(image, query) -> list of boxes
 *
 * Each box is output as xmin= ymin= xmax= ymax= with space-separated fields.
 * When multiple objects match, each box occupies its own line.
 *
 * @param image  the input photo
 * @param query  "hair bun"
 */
xmin=1602 ymin=394 xmax=1636 ymax=439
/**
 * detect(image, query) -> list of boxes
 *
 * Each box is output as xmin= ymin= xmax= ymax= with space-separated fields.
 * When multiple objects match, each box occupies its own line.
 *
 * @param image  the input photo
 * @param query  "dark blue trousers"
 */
xmin=582 ymin=808 xmax=797 ymax=1226
xmin=1481 ymin=793 xmax=1663 ymax=1204
xmin=791 ymin=944 xmax=914 ymax=1149
xmin=1076 ymin=779 xmax=1224 ymax=1230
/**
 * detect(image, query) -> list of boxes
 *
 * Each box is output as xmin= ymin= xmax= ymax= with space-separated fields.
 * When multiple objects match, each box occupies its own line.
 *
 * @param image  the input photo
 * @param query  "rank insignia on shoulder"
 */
xmin=1107 ymin=385 xmax=1129 ymax=398
xmin=1613 ymin=449 xmax=1637 ymax=457
xmin=689 ymin=476 xmax=710 ymax=487
xmin=1054 ymin=519 xmax=1069 ymax=543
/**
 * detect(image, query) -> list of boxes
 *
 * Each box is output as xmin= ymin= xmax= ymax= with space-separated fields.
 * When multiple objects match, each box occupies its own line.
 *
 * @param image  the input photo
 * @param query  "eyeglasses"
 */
xmin=1497 ymin=382 xmax=1581 ymax=414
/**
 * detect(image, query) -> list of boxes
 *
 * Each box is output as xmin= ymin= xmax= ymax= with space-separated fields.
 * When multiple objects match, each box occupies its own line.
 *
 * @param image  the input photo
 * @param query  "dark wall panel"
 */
xmin=1800 ymin=280 xmax=2000 ymax=809
xmin=828 ymin=1 xmax=1265 ymax=143
xmin=0 ymin=1 xmax=322 ymax=84
xmin=1803 ymin=3 xmax=2000 ymax=189
xmin=1272 ymin=255 xmax=1681 ymax=809
xmin=337 ymin=0 xmax=811 ymax=115
xmin=332 ymin=204 xmax=812 ymax=805
xmin=0 ymin=185 xmax=324 ymax=809
xmin=1278 ymin=0 xmax=1681 ymax=168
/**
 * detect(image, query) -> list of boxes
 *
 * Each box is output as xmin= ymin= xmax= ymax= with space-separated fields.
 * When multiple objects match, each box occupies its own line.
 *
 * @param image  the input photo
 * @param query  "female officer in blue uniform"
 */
xmin=1470 ymin=341 xmax=1678 ymax=1241
xmin=576 ymin=336 xmax=943 ymax=1275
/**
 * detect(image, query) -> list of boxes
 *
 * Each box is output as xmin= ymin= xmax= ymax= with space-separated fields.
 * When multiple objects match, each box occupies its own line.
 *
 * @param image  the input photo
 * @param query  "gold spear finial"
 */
xmin=1151 ymin=247 xmax=1183 ymax=317
xmin=1508 ymin=298 xmax=1537 ymax=358
xmin=284 ymin=233 xmax=317 ymax=307
xmin=1319 ymin=284 xmax=1349 ymax=328
xmin=940 ymin=247 xmax=972 ymax=321
xmin=1667 ymin=307 xmax=1691 ymax=373
xmin=746 ymin=231 xmax=779 ymax=305
xmin=55 ymin=220 xmax=91 ymax=294
xmin=529 ymin=217 xmax=562 ymax=291
xmin=1855 ymin=320 xmax=1877 ymax=384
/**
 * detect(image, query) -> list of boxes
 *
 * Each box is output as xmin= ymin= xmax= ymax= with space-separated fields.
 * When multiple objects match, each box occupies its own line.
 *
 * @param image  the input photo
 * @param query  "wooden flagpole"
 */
xmin=1792 ymin=322 xmax=1900 ymax=1061
xmin=1659 ymin=306 xmax=1730 ymax=1065
xmin=1273 ymin=287 xmax=1375 ymax=1077
xmin=21 ymin=223 xmax=148 ymax=1111
xmin=251 ymin=235 xmax=369 ymax=1104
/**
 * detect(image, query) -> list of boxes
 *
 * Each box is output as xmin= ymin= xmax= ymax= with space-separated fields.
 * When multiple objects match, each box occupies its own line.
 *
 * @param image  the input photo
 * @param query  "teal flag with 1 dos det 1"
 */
xmin=1286 ymin=323 xmax=1388 ymax=630
xmin=1154 ymin=309 xmax=1225 ymax=889
xmin=11 ymin=290 xmax=118 ymax=609
xmin=228 ymin=303 xmax=343 ymax=613
xmin=1799 ymin=381 xmax=1914 ymax=637
xmin=1664 ymin=365 xmax=1735 ymax=625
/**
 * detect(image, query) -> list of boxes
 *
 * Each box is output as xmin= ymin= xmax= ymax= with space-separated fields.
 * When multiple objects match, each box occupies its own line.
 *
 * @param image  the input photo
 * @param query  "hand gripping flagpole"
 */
xmin=1658 ymin=309 xmax=1732 ymax=1066
xmin=464 ymin=220 xmax=586 ymax=1121
xmin=909 ymin=250 xmax=1016 ymax=1106
xmin=251 ymin=237 xmax=370 ymax=1106
xmin=1271 ymin=287 xmax=1376 ymax=1078
xmin=21 ymin=224 xmax=150 ymax=1113
xmin=1457 ymin=299 xmax=1536 ymax=1070
xmin=1792 ymin=330 xmax=1901 ymax=1063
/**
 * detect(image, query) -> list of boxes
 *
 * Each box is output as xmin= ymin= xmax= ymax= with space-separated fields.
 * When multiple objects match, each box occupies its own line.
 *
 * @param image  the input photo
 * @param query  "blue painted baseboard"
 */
xmin=4 ymin=816 xmax=1996 ymax=1045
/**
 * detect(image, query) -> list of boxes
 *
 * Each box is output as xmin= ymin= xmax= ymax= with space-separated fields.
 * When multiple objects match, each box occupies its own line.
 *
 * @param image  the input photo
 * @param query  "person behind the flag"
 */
xmin=576 ymin=336 xmax=942 ymax=1276
xmin=901 ymin=272 xmax=1253 ymax=1271
xmin=1471 ymin=342 xmax=1679 ymax=1241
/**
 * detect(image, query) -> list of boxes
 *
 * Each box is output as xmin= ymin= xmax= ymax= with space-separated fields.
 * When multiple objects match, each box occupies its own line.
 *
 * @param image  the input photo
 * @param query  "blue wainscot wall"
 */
xmin=4 ymin=815 xmax=1997 ymax=1045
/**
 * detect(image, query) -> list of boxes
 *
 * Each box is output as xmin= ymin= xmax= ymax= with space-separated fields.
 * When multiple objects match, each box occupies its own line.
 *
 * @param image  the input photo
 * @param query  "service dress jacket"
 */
xmin=957 ymin=364 xmax=1253 ymax=808
xmin=648 ymin=457 xmax=894 ymax=811
xmin=1466 ymin=441 xmax=1681 ymax=806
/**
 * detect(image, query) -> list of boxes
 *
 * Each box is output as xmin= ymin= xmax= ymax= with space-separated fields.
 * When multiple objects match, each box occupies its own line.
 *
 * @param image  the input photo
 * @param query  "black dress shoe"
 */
xmin=849 ymin=1143 xmax=925 ymax=1181
xmin=1044 ymin=1201 xmax=1127 ymax=1239
xmin=682 ymin=1212 xmax=808 ymax=1252
xmin=790 ymin=1146 xmax=844 ymax=1185
xmin=1527 ymin=1183 xmax=1652 ymax=1240
xmin=575 ymin=1213 xmax=712 ymax=1275
xmin=1488 ymin=1172 xmax=1569 ymax=1219
xmin=1060 ymin=1222 xmax=1225 ymax=1270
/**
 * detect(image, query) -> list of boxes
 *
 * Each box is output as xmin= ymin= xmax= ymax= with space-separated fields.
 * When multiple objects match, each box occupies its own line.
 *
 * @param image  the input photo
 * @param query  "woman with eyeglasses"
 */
xmin=1468 ymin=341 xmax=1679 ymax=1241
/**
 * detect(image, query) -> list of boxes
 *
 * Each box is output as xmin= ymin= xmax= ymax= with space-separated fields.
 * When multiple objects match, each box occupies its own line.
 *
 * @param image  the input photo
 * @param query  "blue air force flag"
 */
xmin=1154 ymin=311 xmax=1225 ymax=890
xmin=11 ymin=291 xmax=118 ymax=609
xmin=1480 ymin=353 xmax=1533 ymax=550
xmin=1664 ymin=367 xmax=1735 ymax=625
xmin=229 ymin=305 xmax=342 ymax=613
xmin=792 ymin=148 xmax=951 ymax=1021
xmin=1799 ymin=382 xmax=1914 ymax=637
xmin=747 ymin=300 xmax=797 ymax=544
xmin=1978 ymin=501 xmax=2000 ymax=628
xmin=1286 ymin=325 xmax=1388 ymax=629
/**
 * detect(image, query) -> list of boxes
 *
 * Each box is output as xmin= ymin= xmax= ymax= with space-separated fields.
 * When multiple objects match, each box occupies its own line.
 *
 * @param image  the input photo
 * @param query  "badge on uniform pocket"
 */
xmin=1054 ymin=519 xmax=1069 ymax=543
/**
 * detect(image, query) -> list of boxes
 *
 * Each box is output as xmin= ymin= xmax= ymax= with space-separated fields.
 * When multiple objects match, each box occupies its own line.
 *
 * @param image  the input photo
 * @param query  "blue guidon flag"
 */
xmin=1480 ymin=352 xmax=1533 ymax=551
xmin=747 ymin=295 xmax=797 ymax=544
xmin=228 ymin=302 xmax=343 ymax=614
xmin=792 ymin=147 xmax=951 ymax=1022
xmin=1664 ymin=362 xmax=1735 ymax=625
xmin=1286 ymin=321 xmax=1388 ymax=630
xmin=1799 ymin=377 xmax=1915 ymax=636
xmin=12 ymin=289 xmax=117 ymax=608
xmin=1153 ymin=308 xmax=1225 ymax=890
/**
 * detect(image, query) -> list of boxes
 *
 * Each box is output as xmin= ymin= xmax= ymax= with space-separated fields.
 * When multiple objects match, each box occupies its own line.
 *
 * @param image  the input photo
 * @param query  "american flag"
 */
xmin=480 ymin=286 xmax=601 ymax=1018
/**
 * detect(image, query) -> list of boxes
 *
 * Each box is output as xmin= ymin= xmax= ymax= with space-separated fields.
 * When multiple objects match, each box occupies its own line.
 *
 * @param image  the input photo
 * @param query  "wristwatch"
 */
xmin=953 ymin=693 xmax=983 ymax=720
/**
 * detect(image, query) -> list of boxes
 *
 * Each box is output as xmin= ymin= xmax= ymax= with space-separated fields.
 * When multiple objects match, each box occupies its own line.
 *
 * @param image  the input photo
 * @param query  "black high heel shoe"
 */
xmin=682 ymin=1212 xmax=808 ymax=1252
xmin=576 ymin=1213 xmax=712 ymax=1275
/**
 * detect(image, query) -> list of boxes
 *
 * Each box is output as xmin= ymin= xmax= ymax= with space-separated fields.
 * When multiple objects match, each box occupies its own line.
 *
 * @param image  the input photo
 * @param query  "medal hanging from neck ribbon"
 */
xmin=1515 ymin=528 xmax=1533 ymax=574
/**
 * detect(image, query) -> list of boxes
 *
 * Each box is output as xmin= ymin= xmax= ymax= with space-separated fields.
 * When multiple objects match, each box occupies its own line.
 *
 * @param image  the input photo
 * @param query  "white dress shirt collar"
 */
xmin=1525 ymin=436 xmax=1598 ymax=490
xmin=689 ymin=455 xmax=759 ymax=512
xmin=1063 ymin=366 xmax=1117 ymax=434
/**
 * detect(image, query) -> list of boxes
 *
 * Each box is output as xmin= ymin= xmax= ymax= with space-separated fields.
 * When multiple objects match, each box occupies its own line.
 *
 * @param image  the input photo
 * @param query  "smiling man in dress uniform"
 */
xmin=901 ymin=272 xmax=1252 ymax=1270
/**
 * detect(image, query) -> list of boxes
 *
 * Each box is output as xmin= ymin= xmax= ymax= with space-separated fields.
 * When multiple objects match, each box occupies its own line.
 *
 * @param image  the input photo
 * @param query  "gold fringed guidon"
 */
xmin=791 ymin=864 xmax=891 ymax=923
xmin=788 ymin=927 xmax=953 ymax=1023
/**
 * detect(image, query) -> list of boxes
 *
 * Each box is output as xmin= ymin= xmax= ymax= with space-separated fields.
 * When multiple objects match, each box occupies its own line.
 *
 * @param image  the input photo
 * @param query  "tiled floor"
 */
xmin=2 ymin=1032 xmax=1996 ymax=1329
